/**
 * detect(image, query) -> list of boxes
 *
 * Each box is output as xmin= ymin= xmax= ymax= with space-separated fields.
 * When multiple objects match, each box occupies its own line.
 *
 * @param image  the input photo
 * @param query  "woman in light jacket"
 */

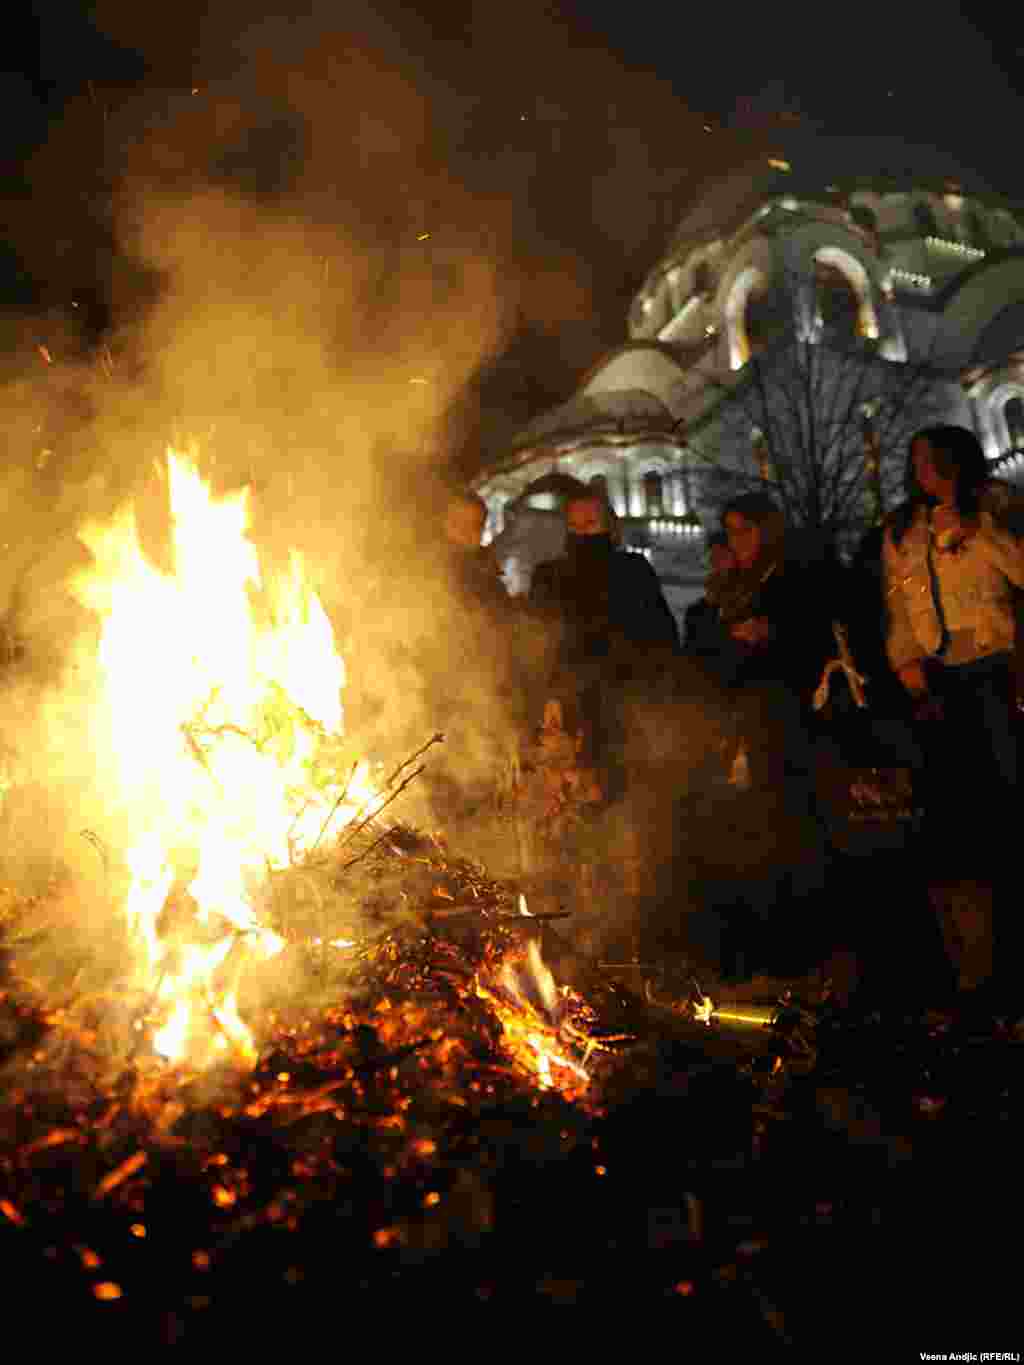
xmin=884 ymin=424 xmax=1024 ymax=811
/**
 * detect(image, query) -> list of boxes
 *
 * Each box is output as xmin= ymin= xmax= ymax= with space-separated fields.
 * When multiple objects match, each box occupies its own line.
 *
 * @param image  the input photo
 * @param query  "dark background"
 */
xmin=3 ymin=1 xmax=1023 ymax=475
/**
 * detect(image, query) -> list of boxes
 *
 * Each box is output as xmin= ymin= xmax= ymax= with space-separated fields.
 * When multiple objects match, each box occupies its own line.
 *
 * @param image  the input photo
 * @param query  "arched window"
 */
xmin=643 ymin=472 xmax=664 ymax=516
xmin=1005 ymin=397 xmax=1024 ymax=450
xmin=815 ymin=259 xmax=860 ymax=329
xmin=913 ymin=200 xmax=939 ymax=237
xmin=589 ymin=473 xmax=609 ymax=500
xmin=726 ymin=267 xmax=771 ymax=370
xmin=745 ymin=282 xmax=777 ymax=357
xmin=812 ymin=248 xmax=879 ymax=340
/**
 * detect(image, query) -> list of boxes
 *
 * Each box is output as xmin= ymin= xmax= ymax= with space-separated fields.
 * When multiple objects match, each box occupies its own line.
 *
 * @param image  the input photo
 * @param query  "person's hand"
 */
xmin=896 ymin=659 xmax=928 ymax=697
xmin=729 ymin=616 xmax=772 ymax=645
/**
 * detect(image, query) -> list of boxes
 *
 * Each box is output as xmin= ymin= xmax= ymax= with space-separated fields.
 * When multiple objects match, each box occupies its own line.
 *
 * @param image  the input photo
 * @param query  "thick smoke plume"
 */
xmin=1 ymin=8 xmax=519 ymax=895
xmin=0 ymin=1 xmax=786 ymax=998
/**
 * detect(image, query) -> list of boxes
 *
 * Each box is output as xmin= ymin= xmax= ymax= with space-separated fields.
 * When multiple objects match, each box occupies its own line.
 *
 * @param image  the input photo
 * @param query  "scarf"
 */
xmin=706 ymin=556 xmax=780 ymax=625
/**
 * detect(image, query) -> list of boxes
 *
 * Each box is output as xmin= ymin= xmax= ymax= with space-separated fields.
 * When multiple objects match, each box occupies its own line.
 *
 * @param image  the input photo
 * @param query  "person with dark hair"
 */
xmin=686 ymin=493 xmax=840 ymax=978
xmin=883 ymin=426 xmax=1024 ymax=1006
xmin=529 ymin=489 xmax=679 ymax=665
xmin=714 ymin=493 xmax=839 ymax=763
xmin=884 ymin=425 xmax=1024 ymax=798
xmin=529 ymin=489 xmax=679 ymax=769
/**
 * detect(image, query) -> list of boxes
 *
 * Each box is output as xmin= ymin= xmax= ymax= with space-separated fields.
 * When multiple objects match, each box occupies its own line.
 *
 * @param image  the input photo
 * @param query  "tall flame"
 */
xmin=70 ymin=446 xmax=377 ymax=1068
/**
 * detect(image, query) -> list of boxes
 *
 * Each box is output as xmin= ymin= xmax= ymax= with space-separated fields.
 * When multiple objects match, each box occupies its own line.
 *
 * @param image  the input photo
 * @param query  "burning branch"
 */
xmin=383 ymin=732 xmax=445 ymax=789
xmin=333 ymin=762 xmax=430 ymax=857
xmin=306 ymin=760 xmax=363 ymax=859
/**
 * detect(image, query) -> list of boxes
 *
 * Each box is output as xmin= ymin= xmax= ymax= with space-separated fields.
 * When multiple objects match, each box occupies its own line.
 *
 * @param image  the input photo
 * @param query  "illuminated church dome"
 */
xmin=476 ymin=142 xmax=1024 ymax=615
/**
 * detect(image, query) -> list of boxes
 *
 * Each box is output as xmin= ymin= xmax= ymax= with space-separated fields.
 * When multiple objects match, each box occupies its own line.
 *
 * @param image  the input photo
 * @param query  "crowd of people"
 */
xmin=438 ymin=424 xmax=1022 ymax=1012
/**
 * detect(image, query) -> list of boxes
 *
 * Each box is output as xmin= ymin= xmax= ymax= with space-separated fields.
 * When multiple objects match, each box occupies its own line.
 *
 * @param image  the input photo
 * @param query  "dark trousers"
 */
xmin=729 ymin=680 xmax=816 ymax=787
xmin=704 ymin=681 xmax=828 ymax=978
xmin=922 ymin=652 xmax=1017 ymax=847
xmin=919 ymin=653 xmax=1019 ymax=989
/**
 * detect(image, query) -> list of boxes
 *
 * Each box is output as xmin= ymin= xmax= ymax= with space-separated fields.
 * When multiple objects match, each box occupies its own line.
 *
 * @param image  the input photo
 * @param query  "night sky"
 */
xmin=4 ymin=1 xmax=1024 ymax=471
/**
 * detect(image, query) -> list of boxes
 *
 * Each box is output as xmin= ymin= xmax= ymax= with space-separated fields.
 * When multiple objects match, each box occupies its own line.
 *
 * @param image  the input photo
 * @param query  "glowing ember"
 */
xmin=475 ymin=940 xmax=593 ymax=1095
xmin=694 ymin=996 xmax=714 ymax=1027
xmin=69 ymin=446 xmax=381 ymax=1069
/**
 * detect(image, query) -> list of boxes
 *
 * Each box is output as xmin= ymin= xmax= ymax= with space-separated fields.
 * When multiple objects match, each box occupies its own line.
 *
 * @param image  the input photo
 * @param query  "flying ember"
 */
xmin=69 ymin=446 xmax=382 ymax=1069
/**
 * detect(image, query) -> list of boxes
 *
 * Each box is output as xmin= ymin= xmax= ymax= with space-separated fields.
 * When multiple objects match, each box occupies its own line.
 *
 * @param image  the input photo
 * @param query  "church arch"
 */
xmin=643 ymin=471 xmax=665 ymax=516
xmin=725 ymin=266 xmax=771 ymax=369
xmin=974 ymin=378 xmax=1024 ymax=457
xmin=812 ymin=246 xmax=879 ymax=339
xmin=913 ymin=198 xmax=940 ymax=237
xmin=1005 ymin=395 xmax=1024 ymax=450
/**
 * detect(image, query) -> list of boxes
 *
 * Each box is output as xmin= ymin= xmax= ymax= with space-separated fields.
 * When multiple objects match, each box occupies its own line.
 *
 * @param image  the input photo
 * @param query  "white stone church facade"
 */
xmin=474 ymin=157 xmax=1024 ymax=623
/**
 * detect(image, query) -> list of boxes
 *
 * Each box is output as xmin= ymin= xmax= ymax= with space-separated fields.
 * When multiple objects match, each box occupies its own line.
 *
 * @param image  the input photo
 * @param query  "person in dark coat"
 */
xmin=712 ymin=494 xmax=839 ymax=780
xmin=529 ymin=487 xmax=679 ymax=773
xmin=831 ymin=521 xmax=923 ymax=768
xmin=530 ymin=490 xmax=679 ymax=652
xmin=686 ymin=494 xmax=841 ymax=979
xmin=846 ymin=525 xmax=898 ymax=701
xmin=682 ymin=533 xmax=737 ymax=661
xmin=525 ymin=488 xmax=679 ymax=948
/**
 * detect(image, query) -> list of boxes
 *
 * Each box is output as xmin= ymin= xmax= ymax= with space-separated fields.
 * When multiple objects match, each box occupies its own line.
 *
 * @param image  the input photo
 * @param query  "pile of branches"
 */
xmin=0 ymin=742 xmax=1021 ymax=1346
xmin=1 ymin=913 xmax=1020 ymax=1346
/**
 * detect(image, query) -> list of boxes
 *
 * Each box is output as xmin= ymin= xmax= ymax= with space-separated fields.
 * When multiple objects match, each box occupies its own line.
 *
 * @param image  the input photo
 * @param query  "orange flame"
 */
xmin=70 ymin=446 xmax=380 ymax=1069
xmin=476 ymin=940 xmax=592 ymax=1095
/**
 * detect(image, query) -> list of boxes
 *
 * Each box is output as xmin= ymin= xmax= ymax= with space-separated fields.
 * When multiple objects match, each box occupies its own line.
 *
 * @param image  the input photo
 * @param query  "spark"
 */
xmin=92 ymin=1152 xmax=148 ymax=1200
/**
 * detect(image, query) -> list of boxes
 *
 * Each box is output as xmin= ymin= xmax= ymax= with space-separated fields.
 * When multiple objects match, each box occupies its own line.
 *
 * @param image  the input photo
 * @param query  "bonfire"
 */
xmin=65 ymin=447 xmax=390 ymax=1071
xmin=2 ymin=447 xmax=1014 ymax=1344
xmin=0 ymin=444 xmax=601 ymax=1101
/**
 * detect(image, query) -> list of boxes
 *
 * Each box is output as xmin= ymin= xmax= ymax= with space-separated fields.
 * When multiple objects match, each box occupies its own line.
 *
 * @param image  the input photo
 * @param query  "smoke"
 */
xmin=0 ymin=4 xmax=546 ymax=897
xmin=0 ymin=0 xmax=781 ymax=1016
